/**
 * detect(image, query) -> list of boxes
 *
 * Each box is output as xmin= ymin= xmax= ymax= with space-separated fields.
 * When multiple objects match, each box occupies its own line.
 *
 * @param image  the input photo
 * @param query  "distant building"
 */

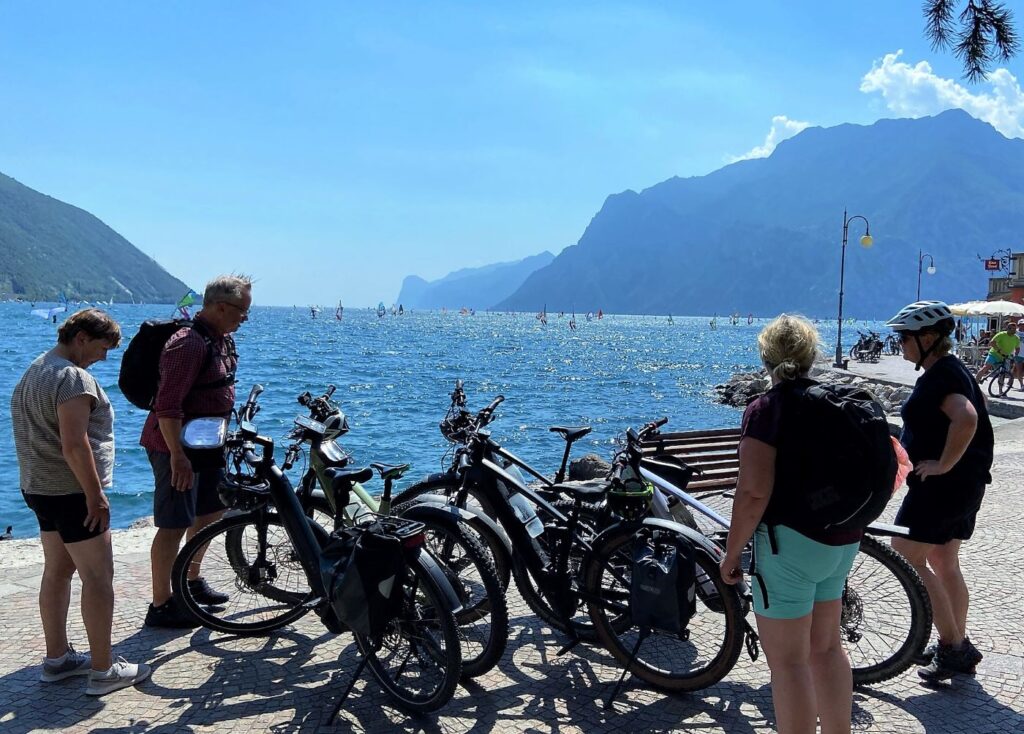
xmin=987 ymin=252 xmax=1024 ymax=304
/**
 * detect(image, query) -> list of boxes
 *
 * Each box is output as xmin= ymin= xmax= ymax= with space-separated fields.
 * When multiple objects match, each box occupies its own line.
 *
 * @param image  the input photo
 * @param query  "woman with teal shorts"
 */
xmin=720 ymin=314 xmax=862 ymax=734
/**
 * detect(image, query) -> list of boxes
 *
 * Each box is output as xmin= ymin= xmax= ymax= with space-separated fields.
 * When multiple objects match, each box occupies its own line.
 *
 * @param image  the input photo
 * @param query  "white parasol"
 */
xmin=960 ymin=299 xmax=1024 ymax=317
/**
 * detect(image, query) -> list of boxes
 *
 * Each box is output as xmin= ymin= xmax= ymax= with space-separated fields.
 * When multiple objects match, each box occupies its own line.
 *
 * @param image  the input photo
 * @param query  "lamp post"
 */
xmin=834 ymin=209 xmax=873 ymax=368
xmin=917 ymin=251 xmax=936 ymax=301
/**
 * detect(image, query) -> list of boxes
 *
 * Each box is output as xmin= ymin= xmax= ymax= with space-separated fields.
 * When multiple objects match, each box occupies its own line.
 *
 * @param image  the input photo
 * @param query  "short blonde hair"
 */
xmin=758 ymin=314 xmax=819 ymax=381
xmin=203 ymin=274 xmax=253 ymax=305
xmin=57 ymin=308 xmax=122 ymax=347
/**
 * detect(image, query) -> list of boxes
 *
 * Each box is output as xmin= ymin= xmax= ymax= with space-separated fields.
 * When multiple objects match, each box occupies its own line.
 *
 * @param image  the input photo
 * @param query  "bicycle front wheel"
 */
xmin=584 ymin=523 xmax=744 ymax=692
xmin=356 ymin=554 xmax=462 ymax=713
xmin=172 ymin=512 xmax=315 ymax=636
xmin=987 ymin=369 xmax=1013 ymax=398
xmin=844 ymin=535 xmax=932 ymax=685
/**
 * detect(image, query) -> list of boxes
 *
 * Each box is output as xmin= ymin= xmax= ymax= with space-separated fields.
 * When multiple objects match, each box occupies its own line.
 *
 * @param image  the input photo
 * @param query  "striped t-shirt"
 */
xmin=11 ymin=351 xmax=115 ymax=496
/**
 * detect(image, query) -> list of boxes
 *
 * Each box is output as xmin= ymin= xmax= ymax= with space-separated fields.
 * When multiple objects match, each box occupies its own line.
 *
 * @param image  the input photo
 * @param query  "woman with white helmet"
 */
xmin=885 ymin=300 xmax=993 ymax=682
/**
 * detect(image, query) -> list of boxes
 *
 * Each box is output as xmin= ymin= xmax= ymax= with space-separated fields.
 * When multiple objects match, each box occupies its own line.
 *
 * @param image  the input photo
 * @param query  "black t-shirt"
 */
xmin=900 ymin=355 xmax=993 ymax=488
xmin=740 ymin=378 xmax=862 ymax=546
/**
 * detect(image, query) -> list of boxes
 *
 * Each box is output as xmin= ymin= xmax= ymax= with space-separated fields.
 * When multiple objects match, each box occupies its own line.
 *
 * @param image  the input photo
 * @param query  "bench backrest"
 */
xmin=640 ymin=427 xmax=741 ymax=494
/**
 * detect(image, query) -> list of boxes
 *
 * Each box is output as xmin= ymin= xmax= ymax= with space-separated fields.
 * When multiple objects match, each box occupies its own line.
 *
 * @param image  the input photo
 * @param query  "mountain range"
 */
xmin=0 ymin=172 xmax=188 ymax=302
xmin=396 ymin=251 xmax=555 ymax=310
xmin=491 ymin=109 xmax=1017 ymax=318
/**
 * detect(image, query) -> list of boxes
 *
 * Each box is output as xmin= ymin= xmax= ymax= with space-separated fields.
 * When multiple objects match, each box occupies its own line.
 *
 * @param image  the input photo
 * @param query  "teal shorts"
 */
xmin=985 ymin=353 xmax=1006 ymax=367
xmin=751 ymin=524 xmax=860 ymax=620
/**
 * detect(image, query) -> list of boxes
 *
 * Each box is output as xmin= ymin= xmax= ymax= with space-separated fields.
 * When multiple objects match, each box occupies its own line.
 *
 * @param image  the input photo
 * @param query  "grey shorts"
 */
xmin=148 ymin=450 xmax=226 ymax=529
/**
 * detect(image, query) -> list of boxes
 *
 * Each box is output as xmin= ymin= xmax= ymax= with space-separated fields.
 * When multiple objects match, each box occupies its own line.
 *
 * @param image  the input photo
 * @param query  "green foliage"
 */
xmin=0 ymin=173 xmax=189 ymax=302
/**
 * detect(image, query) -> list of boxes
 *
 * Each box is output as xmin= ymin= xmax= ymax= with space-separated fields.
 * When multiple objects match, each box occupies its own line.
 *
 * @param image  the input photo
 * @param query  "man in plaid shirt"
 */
xmin=142 ymin=274 xmax=252 ymax=628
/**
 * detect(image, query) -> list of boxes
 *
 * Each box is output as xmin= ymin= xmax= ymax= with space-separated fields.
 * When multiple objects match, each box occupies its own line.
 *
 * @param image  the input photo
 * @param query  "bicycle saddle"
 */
xmin=325 ymin=466 xmax=374 ymax=489
xmin=639 ymin=455 xmax=698 ymax=489
xmin=549 ymin=425 xmax=592 ymax=443
xmin=369 ymin=462 xmax=411 ymax=481
xmin=551 ymin=481 xmax=605 ymax=501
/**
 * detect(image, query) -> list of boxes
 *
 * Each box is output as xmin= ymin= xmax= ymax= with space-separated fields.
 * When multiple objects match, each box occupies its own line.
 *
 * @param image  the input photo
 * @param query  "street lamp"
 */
xmin=917 ymin=250 xmax=936 ymax=301
xmin=834 ymin=209 xmax=873 ymax=368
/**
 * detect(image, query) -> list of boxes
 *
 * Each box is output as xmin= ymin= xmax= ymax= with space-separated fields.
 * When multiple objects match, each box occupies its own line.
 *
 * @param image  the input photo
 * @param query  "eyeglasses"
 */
xmin=897 ymin=332 xmax=917 ymax=342
xmin=220 ymin=301 xmax=250 ymax=319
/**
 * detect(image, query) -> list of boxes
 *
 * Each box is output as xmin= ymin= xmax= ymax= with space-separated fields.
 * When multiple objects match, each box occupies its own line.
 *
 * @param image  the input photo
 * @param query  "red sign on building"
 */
xmin=984 ymin=259 xmax=1001 ymax=271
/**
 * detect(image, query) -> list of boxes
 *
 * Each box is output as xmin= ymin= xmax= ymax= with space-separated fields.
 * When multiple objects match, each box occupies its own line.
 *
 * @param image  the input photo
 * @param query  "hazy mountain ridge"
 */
xmin=397 ymin=251 xmax=555 ymax=309
xmin=0 ymin=172 xmax=189 ymax=302
xmin=497 ymin=110 xmax=1021 ymax=318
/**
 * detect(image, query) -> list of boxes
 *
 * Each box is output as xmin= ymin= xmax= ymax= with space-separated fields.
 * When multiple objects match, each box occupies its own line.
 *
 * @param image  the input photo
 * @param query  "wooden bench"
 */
xmin=640 ymin=427 xmax=741 ymax=496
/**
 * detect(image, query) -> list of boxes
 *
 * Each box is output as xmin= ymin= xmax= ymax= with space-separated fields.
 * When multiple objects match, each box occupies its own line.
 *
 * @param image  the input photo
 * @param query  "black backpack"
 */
xmin=768 ymin=382 xmax=897 ymax=535
xmin=630 ymin=537 xmax=696 ymax=635
xmin=118 ymin=319 xmax=233 ymax=410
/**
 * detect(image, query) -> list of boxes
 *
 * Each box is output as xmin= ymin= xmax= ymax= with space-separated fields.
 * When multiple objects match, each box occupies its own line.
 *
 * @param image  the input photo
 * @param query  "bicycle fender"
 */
xmin=392 ymin=471 xmax=459 ymax=504
xmin=412 ymin=549 xmax=464 ymax=615
xmin=400 ymin=496 xmax=513 ymax=560
xmin=640 ymin=517 xmax=751 ymax=597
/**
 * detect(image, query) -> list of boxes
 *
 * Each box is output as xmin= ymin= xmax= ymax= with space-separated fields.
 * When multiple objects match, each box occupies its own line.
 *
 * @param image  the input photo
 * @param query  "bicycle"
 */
xmin=280 ymin=384 xmax=509 ymax=678
xmin=883 ymin=333 xmax=902 ymax=356
xmin=984 ymin=357 xmax=1016 ymax=398
xmin=850 ymin=331 xmax=883 ymax=362
xmin=438 ymin=400 xmax=749 ymax=697
xmin=170 ymin=385 xmax=463 ymax=714
xmin=613 ymin=419 xmax=933 ymax=685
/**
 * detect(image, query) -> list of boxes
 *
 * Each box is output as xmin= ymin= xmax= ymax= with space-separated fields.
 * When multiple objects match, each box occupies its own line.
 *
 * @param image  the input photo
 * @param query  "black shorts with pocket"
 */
xmin=22 ymin=491 xmax=106 ymax=544
xmin=894 ymin=474 xmax=987 ymax=545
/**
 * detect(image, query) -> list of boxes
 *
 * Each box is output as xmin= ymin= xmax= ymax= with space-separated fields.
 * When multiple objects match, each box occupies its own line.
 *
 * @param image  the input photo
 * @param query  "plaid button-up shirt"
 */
xmin=140 ymin=315 xmax=237 ymax=454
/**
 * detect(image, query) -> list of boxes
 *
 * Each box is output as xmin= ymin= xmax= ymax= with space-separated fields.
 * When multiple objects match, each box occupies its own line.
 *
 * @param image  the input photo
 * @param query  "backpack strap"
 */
xmin=188 ymin=321 xmax=236 ymax=391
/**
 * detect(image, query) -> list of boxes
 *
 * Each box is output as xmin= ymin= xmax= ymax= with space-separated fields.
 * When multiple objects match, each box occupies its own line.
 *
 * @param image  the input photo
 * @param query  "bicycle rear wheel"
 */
xmin=172 ymin=512 xmax=315 ymax=636
xmin=584 ymin=523 xmax=744 ymax=692
xmin=356 ymin=554 xmax=462 ymax=713
xmin=844 ymin=535 xmax=932 ymax=685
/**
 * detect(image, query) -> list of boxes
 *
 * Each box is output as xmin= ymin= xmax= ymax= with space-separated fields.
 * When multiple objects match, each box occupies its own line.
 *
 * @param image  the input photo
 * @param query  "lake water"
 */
xmin=0 ymin=303 xmax=883 ymax=538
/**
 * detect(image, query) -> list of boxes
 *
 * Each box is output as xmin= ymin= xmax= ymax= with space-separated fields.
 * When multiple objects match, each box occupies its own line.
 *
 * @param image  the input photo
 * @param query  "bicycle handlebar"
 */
xmin=241 ymin=384 xmax=264 ymax=421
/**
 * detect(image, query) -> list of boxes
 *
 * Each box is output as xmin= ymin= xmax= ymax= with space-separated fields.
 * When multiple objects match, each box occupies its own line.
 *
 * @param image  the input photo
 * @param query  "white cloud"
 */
xmin=860 ymin=50 xmax=1024 ymax=138
xmin=729 ymin=115 xmax=812 ymax=162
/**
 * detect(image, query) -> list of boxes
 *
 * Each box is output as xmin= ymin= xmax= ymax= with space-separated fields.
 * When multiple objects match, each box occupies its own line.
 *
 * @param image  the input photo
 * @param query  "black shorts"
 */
xmin=894 ymin=475 xmax=987 ymax=545
xmin=22 ymin=491 xmax=106 ymax=544
xmin=148 ymin=450 xmax=226 ymax=529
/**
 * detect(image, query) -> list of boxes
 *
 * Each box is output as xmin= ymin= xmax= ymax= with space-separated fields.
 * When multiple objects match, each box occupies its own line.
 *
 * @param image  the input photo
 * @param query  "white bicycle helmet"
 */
xmin=885 ymin=301 xmax=954 ymax=332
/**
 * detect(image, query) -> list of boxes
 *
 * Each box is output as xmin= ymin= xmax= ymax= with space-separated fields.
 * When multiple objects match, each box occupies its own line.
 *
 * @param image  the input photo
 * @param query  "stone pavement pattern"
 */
xmin=1 ymin=425 xmax=1022 ymax=733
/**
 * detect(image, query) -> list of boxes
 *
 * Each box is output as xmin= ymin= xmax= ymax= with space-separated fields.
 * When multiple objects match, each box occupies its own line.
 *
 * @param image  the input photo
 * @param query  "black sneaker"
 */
xmin=918 ymin=641 xmax=980 ymax=682
xmin=145 ymin=598 xmax=199 ymax=629
xmin=187 ymin=577 xmax=230 ymax=605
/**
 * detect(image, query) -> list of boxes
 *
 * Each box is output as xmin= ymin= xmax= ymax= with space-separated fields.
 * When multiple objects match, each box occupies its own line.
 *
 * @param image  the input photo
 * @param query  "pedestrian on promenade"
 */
xmin=886 ymin=301 xmax=993 ymax=681
xmin=721 ymin=314 xmax=867 ymax=734
xmin=142 ymin=275 xmax=251 ymax=628
xmin=975 ymin=320 xmax=1019 ymax=383
xmin=11 ymin=308 xmax=151 ymax=695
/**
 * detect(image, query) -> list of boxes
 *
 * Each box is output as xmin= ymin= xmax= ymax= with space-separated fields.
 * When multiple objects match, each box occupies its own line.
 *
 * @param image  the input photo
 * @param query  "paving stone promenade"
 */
xmin=1 ymin=423 xmax=1022 ymax=733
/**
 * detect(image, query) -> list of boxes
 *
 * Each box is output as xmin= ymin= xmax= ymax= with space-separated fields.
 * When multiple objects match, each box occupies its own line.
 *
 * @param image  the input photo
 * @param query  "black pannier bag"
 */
xmin=319 ymin=527 xmax=411 ymax=639
xmin=630 ymin=536 xmax=696 ymax=635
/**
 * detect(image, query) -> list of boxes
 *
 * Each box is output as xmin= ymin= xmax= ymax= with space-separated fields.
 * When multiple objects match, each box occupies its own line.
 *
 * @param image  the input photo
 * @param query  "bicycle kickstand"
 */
xmin=604 ymin=627 xmax=651 ymax=710
xmin=327 ymin=653 xmax=370 ymax=725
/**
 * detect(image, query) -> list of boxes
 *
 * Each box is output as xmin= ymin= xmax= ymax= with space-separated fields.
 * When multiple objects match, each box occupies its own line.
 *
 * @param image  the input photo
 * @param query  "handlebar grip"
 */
xmin=481 ymin=395 xmax=505 ymax=418
xmin=325 ymin=385 xmax=336 ymax=399
xmin=247 ymin=384 xmax=264 ymax=403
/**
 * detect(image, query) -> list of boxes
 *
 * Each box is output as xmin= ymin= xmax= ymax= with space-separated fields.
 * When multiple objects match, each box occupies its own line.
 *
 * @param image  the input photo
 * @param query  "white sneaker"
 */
xmin=85 ymin=658 xmax=152 ymax=696
xmin=40 ymin=645 xmax=92 ymax=682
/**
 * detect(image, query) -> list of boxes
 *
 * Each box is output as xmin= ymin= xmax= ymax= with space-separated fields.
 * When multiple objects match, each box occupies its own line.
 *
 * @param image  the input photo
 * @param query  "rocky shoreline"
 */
xmin=714 ymin=362 xmax=913 ymax=415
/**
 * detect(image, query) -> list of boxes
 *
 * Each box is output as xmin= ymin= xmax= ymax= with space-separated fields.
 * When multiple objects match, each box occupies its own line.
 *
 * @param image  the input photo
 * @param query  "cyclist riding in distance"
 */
xmin=886 ymin=300 xmax=993 ymax=682
xmin=974 ymin=319 xmax=1019 ymax=384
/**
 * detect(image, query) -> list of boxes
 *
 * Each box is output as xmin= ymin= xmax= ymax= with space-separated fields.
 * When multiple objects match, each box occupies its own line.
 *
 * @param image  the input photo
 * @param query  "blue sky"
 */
xmin=3 ymin=2 xmax=1022 ymax=306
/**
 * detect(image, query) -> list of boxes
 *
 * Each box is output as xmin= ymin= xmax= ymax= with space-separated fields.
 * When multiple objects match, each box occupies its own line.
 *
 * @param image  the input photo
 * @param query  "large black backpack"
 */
xmin=118 ymin=319 xmax=231 ymax=410
xmin=767 ymin=382 xmax=897 ymax=535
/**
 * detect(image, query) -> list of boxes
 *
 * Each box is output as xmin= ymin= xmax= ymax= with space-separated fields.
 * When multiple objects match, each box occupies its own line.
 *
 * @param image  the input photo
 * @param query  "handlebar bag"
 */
xmin=320 ymin=529 xmax=409 ymax=639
